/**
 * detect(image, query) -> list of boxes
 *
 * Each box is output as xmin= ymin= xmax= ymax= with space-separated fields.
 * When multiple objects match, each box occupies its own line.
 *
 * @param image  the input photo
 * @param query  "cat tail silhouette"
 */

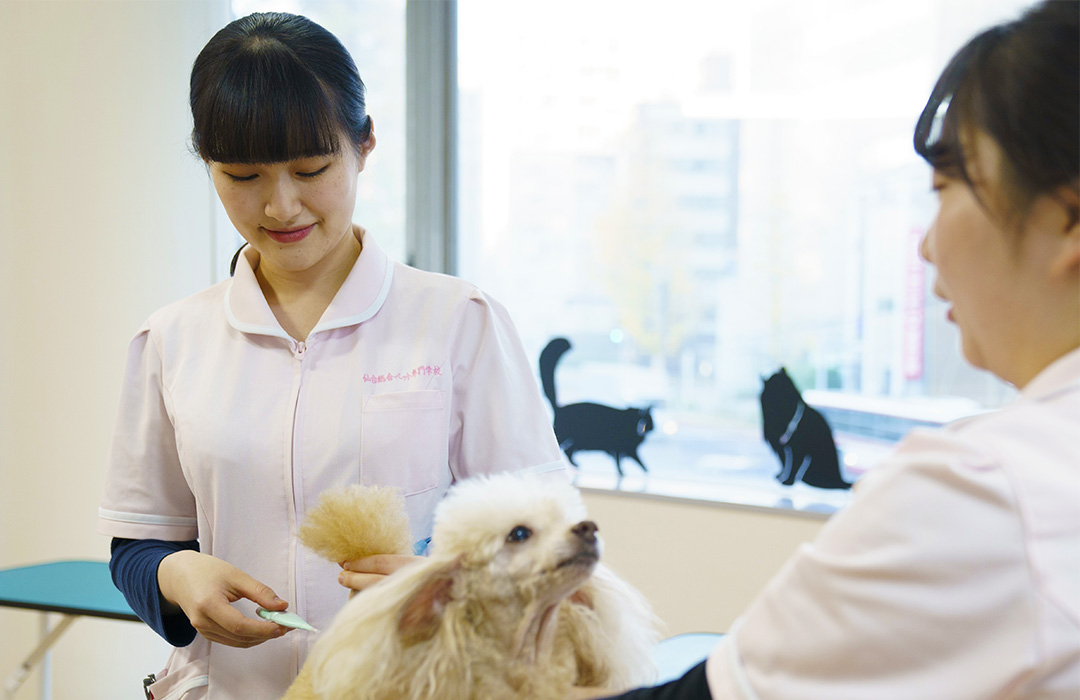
xmin=539 ymin=337 xmax=572 ymax=410
xmin=539 ymin=337 xmax=655 ymax=476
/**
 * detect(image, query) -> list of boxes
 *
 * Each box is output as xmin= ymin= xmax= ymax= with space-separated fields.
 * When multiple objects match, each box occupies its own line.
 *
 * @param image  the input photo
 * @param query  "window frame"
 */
xmin=405 ymin=0 xmax=458 ymax=274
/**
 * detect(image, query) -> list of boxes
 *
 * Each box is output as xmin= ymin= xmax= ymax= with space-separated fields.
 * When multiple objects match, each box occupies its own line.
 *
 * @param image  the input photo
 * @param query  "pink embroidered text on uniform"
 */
xmin=363 ymin=365 xmax=443 ymax=384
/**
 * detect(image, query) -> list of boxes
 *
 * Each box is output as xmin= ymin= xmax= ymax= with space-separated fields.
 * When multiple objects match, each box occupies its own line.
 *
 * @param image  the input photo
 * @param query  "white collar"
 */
xmin=223 ymin=227 xmax=394 ymax=340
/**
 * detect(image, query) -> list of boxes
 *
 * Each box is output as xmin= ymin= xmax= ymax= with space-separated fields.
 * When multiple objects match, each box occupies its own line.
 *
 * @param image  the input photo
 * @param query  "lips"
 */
xmin=263 ymin=224 xmax=314 ymax=244
xmin=931 ymin=283 xmax=954 ymax=322
xmin=555 ymin=548 xmax=599 ymax=570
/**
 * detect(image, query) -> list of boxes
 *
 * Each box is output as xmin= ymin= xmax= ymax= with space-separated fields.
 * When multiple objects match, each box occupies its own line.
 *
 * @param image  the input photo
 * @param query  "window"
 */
xmin=457 ymin=0 xmax=1028 ymax=506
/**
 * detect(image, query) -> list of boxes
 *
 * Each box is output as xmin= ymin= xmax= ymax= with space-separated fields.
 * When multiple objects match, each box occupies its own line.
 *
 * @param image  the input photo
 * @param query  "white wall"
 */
xmin=581 ymin=491 xmax=823 ymax=636
xmin=0 ymin=1 xmax=228 ymax=697
xmin=0 ymin=2 xmax=823 ymax=696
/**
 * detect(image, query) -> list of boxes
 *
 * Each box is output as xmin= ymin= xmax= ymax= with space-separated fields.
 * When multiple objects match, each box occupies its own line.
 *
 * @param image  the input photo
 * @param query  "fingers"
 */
xmin=338 ymin=569 xmax=386 ymax=593
xmin=230 ymin=571 xmax=289 ymax=612
xmin=187 ymin=599 xmax=289 ymax=648
xmin=338 ymin=554 xmax=423 ymax=593
xmin=342 ymin=554 xmax=421 ymax=575
xmin=158 ymin=551 xmax=294 ymax=648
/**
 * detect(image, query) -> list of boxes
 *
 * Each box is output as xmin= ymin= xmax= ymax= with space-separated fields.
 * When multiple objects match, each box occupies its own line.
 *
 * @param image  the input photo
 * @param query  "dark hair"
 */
xmin=914 ymin=0 xmax=1079 ymax=219
xmin=190 ymin=12 xmax=372 ymax=164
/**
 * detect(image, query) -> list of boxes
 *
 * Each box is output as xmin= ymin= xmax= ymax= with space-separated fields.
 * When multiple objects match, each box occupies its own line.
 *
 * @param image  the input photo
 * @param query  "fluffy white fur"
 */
xmin=298 ymin=485 xmax=414 ymax=563
xmin=283 ymin=473 xmax=663 ymax=700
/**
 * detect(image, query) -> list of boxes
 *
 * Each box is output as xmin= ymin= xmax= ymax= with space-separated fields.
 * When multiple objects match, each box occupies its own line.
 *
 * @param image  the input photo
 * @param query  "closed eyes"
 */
xmin=222 ymin=163 xmax=331 ymax=182
xmin=298 ymin=164 xmax=330 ymax=178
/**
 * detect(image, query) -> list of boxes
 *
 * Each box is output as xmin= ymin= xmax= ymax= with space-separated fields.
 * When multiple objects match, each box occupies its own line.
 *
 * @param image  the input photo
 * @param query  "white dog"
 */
xmin=283 ymin=473 xmax=663 ymax=700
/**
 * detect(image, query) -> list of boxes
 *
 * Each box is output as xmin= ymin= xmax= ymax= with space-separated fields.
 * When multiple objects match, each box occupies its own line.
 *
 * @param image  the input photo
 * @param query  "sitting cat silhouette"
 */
xmin=539 ymin=338 xmax=654 ymax=477
xmin=760 ymin=367 xmax=850 ymax=490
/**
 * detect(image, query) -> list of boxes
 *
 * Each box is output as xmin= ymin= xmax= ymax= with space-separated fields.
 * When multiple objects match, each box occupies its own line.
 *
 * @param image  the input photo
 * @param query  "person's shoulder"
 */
xmin=390 ymin=262 xmax=495 ymax=309
xmin=393 ymin=261 xmax=478 ymax=293
xmin=856 ymin=426 xmax=998 ymax=508
xmin=945 ymin=389 xmax=1079 ymax=469
xmin=867 ymin=392 xmax=1080 ymax=511
xmin=143 ymin=278 xmax=231 ymax=335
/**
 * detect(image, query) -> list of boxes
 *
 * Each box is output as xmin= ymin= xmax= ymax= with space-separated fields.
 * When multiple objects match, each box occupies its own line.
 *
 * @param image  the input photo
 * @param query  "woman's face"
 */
xmin=920 ymin=130 xmax=1066 ymax=385
xmin=208 ymin=132 xmax=375 ymax=278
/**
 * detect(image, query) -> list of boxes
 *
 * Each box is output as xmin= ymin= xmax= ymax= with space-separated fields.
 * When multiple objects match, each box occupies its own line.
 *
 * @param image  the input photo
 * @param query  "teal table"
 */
xmin=0 ymin=560 xmax=138 ymax=700
xmin=0 ymin=563 xmax=720 ymax=697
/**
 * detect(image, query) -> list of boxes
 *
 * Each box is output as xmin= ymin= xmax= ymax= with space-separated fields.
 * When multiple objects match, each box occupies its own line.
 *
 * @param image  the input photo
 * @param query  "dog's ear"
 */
xmin=397 ymin=557 xmax=462 ymax=646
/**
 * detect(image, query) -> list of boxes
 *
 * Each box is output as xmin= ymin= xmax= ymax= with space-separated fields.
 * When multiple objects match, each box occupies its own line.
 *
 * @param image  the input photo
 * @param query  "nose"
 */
xmin=572 ymin=520 xmax=598 ymax=544
xmin=919 ymin=219 xmax=935 ymax=264
xmin=264 ymin=174 xmax=302 ymax=222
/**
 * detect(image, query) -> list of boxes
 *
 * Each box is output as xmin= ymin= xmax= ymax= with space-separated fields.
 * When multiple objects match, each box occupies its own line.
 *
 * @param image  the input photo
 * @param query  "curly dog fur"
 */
xmin=283 ymin=473 xmax=662 ymax=700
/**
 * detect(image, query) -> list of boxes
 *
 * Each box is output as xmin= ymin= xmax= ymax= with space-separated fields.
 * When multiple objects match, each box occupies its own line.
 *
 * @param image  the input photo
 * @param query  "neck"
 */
xmin=255 ymin=226 xmax=363 ymax=341
xmin=996 ymin=278 xmax=1079 ymax=389
xmin=1010 ymin=340 xmax=1079 ymax=390
xmin=467 ymin=596 xmax=559 ymax=666
xmin=510 ymin=599 xmax=562 ymax=665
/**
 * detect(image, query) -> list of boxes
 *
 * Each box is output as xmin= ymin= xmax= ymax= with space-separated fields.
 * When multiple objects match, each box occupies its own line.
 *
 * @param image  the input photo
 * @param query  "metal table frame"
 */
xmin=0 ymin=560 xmax=139 ymax=700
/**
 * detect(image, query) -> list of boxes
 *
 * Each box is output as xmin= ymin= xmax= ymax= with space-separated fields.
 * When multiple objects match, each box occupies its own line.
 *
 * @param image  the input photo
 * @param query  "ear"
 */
xmin=1049 ymin=182 xmax=1080 ymax=277
xmin=356 ymin=118 xmax=377 ymax=172
xmin=397 ymin=557 xmax=460 ymax=646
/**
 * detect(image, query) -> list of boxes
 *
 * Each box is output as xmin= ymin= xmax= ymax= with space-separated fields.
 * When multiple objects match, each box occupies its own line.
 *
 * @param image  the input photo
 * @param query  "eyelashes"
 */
xmin=298 ymin=164 xmax=330 ymax=179
xmin=223 ymin=163 xmax=331 ymax=182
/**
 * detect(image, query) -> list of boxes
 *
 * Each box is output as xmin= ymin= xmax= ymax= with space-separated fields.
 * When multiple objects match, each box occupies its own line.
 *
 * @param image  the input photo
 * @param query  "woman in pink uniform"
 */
xmin=97 ymin=12 xmax=566 ymax=699
xmin=586 ymin=1 xmax=1079 ymax=699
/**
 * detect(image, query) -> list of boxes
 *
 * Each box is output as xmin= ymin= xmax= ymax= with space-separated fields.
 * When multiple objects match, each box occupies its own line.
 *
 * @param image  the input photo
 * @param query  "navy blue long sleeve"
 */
xmin=109 ymin=537 xmax=200 ymax=647
xmin=603 ymin=661 xmax=713 ymax=700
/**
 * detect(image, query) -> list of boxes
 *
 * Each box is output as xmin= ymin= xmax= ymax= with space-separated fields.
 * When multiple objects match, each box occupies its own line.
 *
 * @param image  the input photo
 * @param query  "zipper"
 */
xmin=284 ymin=338 xmax=308 ymax=678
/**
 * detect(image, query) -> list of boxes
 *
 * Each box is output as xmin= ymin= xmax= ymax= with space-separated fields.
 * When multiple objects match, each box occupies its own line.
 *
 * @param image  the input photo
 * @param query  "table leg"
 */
xmin=2 ymin=614 xmax=75 ymax=700
xmin=39 ymin=615 xmax=50 ymax=700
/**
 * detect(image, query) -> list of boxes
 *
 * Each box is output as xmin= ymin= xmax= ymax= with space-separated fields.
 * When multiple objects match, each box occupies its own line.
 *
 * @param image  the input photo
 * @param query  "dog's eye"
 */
xmin=506 ymin=525 xmax=532 ymax=543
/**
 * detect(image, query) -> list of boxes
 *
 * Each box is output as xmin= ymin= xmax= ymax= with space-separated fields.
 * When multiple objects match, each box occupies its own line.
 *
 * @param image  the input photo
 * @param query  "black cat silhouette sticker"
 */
xmin=539 ymin=338 xmax=654 ymax=477
xmin=760 ymin=367 xmax=850 ymax=490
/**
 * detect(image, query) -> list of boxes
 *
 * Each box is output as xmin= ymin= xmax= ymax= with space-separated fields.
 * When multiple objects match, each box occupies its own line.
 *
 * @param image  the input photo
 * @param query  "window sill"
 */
xmin=560 ymin=422 xmax=906 ymax=519
xmin=572 ymin=470 xmax=846 ymax=520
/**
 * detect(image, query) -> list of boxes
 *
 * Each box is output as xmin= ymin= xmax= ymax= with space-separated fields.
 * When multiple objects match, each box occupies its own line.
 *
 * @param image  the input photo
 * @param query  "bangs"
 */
xmin=192 ymin=39 xmax=342 ymax=164
xmin=914 ymin=25 xmax=1009 ymax=182
xmin=915 ymin=93 xmax=963 ymax=177
xmin=915 ymin=47 xmax=973 ymax=180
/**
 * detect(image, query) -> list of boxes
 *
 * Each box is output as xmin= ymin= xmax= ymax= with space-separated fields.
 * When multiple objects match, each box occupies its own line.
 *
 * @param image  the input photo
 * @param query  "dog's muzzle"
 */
xmin=572 ymin=520 xmax=598 ymax=544
xmin=556 ymin=521 xmax=600 ymax=570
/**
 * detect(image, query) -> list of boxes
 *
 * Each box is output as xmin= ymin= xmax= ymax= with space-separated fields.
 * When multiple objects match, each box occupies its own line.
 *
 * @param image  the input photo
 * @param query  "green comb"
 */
xmin=256 ymin=608 xmax=319 ymax=632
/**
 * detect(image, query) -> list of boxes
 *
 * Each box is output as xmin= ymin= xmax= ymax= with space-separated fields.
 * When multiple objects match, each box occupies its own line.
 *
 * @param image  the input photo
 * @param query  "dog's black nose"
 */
xmin=572 ymin=520 xmax=598 ymax=544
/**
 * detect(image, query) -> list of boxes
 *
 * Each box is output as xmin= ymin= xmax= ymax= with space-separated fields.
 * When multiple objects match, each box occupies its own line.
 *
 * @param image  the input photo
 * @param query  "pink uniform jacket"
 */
xmin=98 ymin=229 xmax=567 ymax=699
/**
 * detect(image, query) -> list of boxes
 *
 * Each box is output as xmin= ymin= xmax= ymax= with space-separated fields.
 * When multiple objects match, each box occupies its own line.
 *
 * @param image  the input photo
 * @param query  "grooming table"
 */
xmin=0 ymin=560 xmax=139 ymax=700
xmin=1 ymin=564 xmax=720 ymax=697
xmin=652 ymin=632 xmax=724 ymax=684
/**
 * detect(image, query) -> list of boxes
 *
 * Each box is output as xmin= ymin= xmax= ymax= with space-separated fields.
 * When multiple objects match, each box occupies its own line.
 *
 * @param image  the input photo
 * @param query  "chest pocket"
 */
xmin=361 ymin=389 xmax=446 ymax=495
